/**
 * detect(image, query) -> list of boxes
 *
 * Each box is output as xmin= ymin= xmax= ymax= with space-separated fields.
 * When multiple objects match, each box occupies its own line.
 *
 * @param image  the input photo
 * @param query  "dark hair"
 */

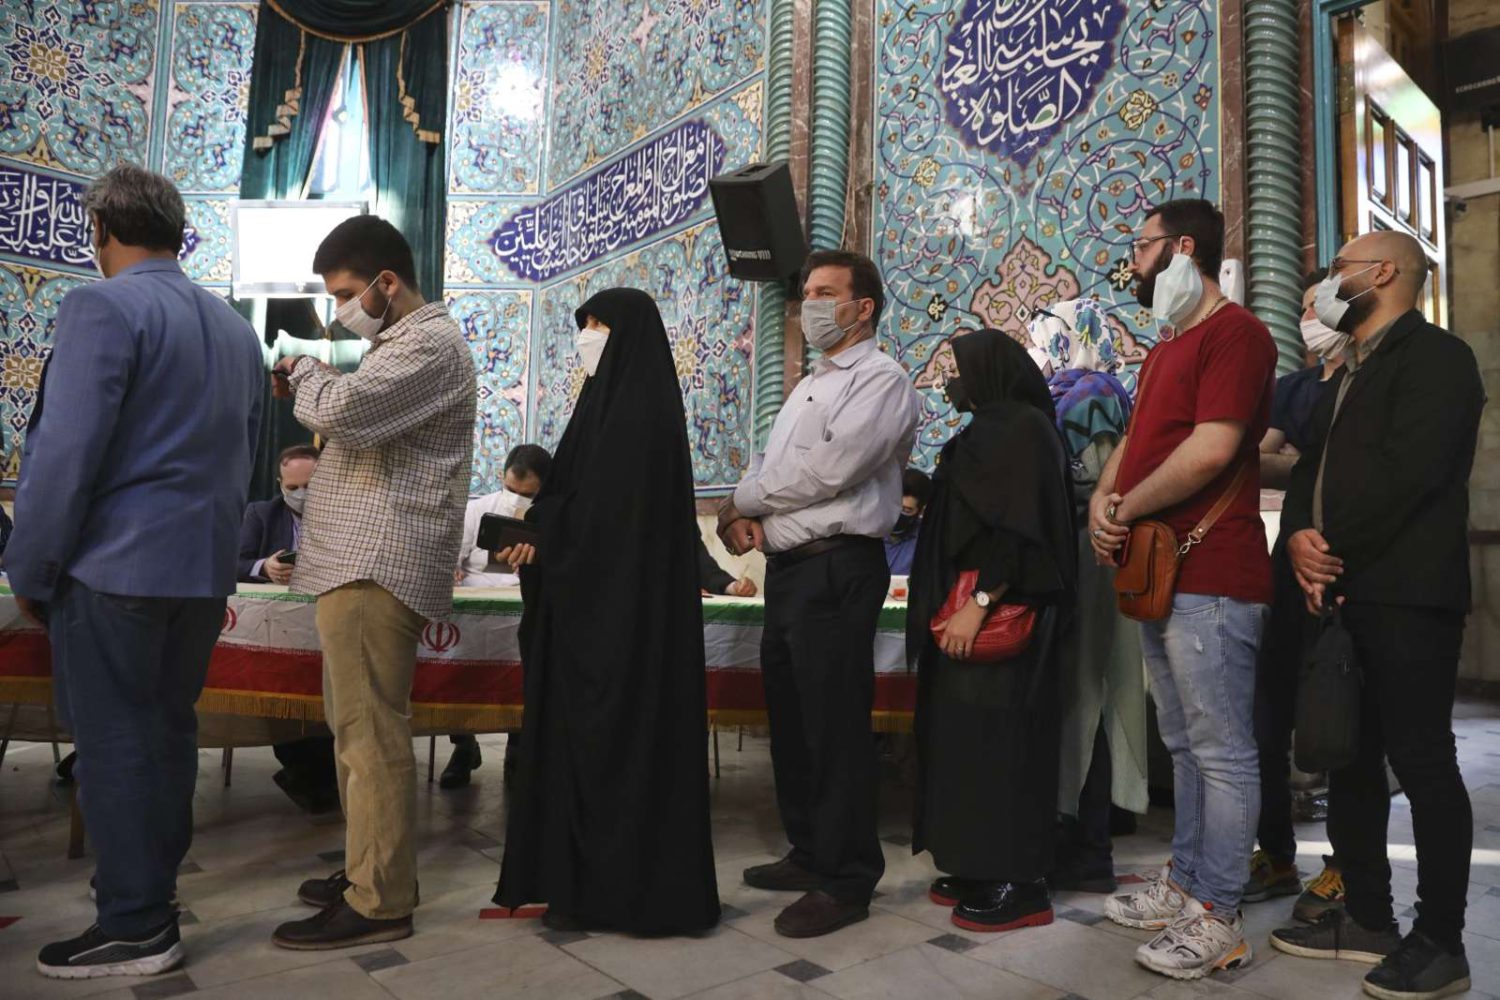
xmin=1144 ymin=199 xmax=1224 ymax=278
xmin=504 ymin=444 xmax=552 ymax=483
xmin=312 ymin=216 xmax=419 ymax=289
xmin=278 ymin=443 xmax=320 ymax=465
xmin=84 ymin=164 xmax=185 ymax=254
xmin=1302 ymin=267 xmax=1328 ymax=292
xmin=901 ymin=468 xmax=933 ymax=505
xmin=800 ymin=249 xmax=885 ymax=324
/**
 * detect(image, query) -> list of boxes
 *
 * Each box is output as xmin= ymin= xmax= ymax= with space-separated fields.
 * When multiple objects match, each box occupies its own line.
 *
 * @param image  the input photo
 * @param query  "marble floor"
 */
xmin=4 ymin=702 xmax=1500 ymax=1000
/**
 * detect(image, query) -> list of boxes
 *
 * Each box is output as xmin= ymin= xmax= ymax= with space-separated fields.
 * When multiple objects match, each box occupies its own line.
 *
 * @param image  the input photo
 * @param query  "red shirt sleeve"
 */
xmin=1194 ymin=318 xmax=1276 ymax=426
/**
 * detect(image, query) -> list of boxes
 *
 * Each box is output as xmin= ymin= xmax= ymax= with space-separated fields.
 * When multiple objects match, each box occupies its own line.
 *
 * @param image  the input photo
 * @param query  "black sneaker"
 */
xmin=1271 ymin=910 xmax=1402 ymax=964
xmin=297 ymin=869 xmax=352 ymax=908
xmin=439 ymin=737 xmax=483 ymax=790
xmin=951 ymin=880 xmax=1054 ymax=934
xmin=36 ymin=920 xmax=183 ymax=979
xmin=743 ymin=855 xmax=824 ymax=893
xmin=272 ymin=899 xmax=412 ymax=951
xmin=1363 ymin=932 xmax=1471 ymax=1000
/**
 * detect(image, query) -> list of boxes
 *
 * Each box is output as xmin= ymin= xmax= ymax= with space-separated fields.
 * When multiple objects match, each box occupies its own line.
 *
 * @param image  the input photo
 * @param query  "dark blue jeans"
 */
xmin=49 ymin=577 xmax=224 ymax=938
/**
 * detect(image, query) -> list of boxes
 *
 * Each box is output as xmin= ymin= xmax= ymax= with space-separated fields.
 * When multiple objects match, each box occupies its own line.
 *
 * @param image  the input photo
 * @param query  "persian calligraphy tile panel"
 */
xmin=179 ymin=198 xmax=232 ymax=283
xmin=0 ymin=262 xmax=90 ymax=468
xmin=445 ymin=200 xmax=534 ymax=286
xmin=447 ymin=288 xmax=532 ymax=493
xmin=0 ymin=163 xmax=91 ymax=270
xmin=874 ymin=0 xmax=1219 ymax=469
xmin=162 ymin=3 xmax=255 ymax=193
xmin=0 ymin=0 xmax=159 ymax=176
xmin=477 ymin=82 xmax=762 ymax=285
xmin=450 ymin=1 xmax=548 ymax=196
xmin=531 ymin=221 xmax=753 ymax=490
xmin=546 ymin=0 xmax=766 ymax=187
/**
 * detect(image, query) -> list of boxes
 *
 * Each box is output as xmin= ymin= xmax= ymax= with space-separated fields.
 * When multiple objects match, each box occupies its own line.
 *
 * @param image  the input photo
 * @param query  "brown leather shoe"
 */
xmin=773 ymin=890 xmax=870 ymax=938
xmin=743 ymin=856 xmax=824 ymax=892
xmin=272 ymin=899 xmax=413 ymax=951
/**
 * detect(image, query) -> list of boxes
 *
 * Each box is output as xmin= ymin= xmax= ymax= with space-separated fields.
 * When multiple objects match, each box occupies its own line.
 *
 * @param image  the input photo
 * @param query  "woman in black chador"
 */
xmin=908 ymin=328 xmax=1077 ymax=933
xmin=494 ymin=287 xmax=720 ymax=934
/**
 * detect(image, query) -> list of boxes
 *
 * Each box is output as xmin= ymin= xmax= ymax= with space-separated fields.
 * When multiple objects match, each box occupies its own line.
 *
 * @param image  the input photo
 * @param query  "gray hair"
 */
xmin=84 ymin=164 xmax=185 ymax=254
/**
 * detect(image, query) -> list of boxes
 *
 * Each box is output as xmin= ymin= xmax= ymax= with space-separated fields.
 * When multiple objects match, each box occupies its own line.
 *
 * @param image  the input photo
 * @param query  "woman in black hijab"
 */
xmin=494 ymin=287 xmax=720 ymax=934
xmin=908 ymin=328 xmax=1076 ymax=934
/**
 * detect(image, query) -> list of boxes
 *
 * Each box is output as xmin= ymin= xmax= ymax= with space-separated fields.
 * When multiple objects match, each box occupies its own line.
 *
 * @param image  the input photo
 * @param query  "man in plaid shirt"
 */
xmin=269 ymin=217 xmax=476 ymax=951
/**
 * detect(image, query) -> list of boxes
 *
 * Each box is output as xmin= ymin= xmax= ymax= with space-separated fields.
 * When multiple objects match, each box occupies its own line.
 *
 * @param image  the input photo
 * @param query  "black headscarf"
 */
xmin=906 ymin=329 xmax=1076 ymax=662
xmin=497 ymin=287 xmax=719 ymax=933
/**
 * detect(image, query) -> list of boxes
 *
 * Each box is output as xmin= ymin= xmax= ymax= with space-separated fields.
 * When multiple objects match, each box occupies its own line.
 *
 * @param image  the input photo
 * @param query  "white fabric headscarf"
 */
xmin=1026 ymin=297 xmax=1125 ymax=376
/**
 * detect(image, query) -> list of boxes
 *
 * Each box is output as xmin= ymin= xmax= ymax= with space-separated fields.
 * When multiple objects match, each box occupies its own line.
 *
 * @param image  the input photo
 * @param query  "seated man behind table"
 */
xmin=884 ymin=468 xmax=931 ymax=576
xmin=238 ymin=444 xmax=337 ymax=813
xmin=445 ymin=443 xmax=552 ymax=789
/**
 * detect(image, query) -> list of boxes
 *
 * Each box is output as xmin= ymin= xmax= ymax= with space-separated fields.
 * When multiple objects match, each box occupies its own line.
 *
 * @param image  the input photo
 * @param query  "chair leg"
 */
xmin=737 ymin=726 xmax=744 ymax=752
xmin=0 ymin=702 xmax=18 ymax=769
xmin=222 ymin=746 xmax=233 ymax=787
xmin=45 ymin=700 xmax=61 ymax=764
xmin=712 ymin=725 xmax=721 ymax=780
xmin=68 ymin=785 xmax=86 ymax=860
xmin=428 ymin=735 xmax=436 ymax=783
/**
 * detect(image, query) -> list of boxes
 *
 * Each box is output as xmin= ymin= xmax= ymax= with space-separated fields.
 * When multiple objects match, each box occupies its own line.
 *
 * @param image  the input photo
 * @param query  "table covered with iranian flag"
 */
xmin=0 ymin=584 xmax=916 ymax=745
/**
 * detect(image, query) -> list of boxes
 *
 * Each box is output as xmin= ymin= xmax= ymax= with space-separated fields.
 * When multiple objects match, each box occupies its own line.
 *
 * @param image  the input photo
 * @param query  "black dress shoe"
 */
xmin=56 ymin=751 xmax=77 ymax=786
xmin=439 ymin=737 xmax=483 ymax=789
xmin=929 ymin=876 xmax=983 ymax=907
xmin=951 ymin=880 xmax=1054 ymax=933
xmin=272 ymin=899 xmax=412 ymax=951
xmin=1049 ymin=860 xmax=1118 ymax=894
xmin=743 ymin=855 xmax=824 ymax=892
xmin=297 ymin=869 xmax=352 ymax=908
xmin=774 ymin=891 xmax=869 ymax=938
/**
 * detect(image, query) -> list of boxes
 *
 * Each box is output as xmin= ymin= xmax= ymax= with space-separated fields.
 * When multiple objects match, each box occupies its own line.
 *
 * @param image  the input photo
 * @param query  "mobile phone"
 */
xmin=280 ymin=551 xmax=297 ymax=565
xmin=477 ymin=514 xmax=540 ymax=555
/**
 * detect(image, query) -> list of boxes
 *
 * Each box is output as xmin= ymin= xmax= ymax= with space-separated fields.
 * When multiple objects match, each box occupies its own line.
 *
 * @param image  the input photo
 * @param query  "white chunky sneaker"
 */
xmin=1104 ymin=865 xmax=1188 ymax=930
xmin=1135 ymin=898 xmax=1253 ymax=980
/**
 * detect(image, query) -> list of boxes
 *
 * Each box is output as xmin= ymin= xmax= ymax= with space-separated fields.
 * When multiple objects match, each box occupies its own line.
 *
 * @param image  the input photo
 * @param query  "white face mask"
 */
xmin=282 ymin=486 xmax=308 ymax=516
xmin=1148 ymin=247 xmax=1205 ymax=327
xmin=1299 ymin=316 xmax=1350 ymax=360
xmin=335 ymin=276 xmax=391 ymax=341
xmin=802 ymin=298 xmax=862 ymax=351
xmin=576 ymin=326 xmax=608 ymax=377
xmin=1312 ymin=264 xmax=1378 ymax=333
xmin=494 ymin=488 xmax=532 ymax=519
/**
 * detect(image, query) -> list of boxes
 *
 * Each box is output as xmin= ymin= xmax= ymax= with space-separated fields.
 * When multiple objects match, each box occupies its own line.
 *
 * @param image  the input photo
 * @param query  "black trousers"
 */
xmin=1253 ymin=538 xmax=1301 ymax=863
xmin=1330 ymin=602 xmax=1471 ymax=953
xmin=761 ymin=538 xmax=889 ymax=904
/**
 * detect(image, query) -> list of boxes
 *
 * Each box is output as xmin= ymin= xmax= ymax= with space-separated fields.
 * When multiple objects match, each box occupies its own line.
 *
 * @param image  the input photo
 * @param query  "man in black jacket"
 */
xmin=1270 ymin=230 xmax=1484 ymax=1000
xmin=239 ymin=444 xmax=319 ymax=584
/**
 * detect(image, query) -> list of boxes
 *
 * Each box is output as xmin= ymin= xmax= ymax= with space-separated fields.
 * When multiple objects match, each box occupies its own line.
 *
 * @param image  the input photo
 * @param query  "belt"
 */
xmin=765 ymin=534 xmax=881 ymax=573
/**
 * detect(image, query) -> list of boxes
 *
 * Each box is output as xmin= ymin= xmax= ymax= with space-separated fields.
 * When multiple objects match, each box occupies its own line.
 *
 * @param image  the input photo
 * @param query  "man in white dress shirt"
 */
xmin=719 ymin=249 xmax=920 ymax=939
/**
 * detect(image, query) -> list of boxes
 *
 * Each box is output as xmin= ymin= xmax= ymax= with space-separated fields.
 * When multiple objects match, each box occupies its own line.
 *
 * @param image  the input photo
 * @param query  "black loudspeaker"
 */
xmin=708 ymin=162 xmax=807 ymax=285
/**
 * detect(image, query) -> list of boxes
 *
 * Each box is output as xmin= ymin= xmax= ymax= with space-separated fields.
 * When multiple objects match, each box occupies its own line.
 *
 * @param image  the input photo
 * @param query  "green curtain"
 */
xmin=264 ymin=0 xmax=446 ymax=39
xmin=360 ymin=11 xmax=448 ymax=301
xmin=237 ymin=9 xmax=345 ymax=501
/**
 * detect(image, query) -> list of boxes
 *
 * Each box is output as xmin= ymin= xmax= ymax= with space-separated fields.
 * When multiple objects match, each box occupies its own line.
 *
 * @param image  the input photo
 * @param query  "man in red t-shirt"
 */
xmin=1090 ymin=200 xmax=1276 ymax=981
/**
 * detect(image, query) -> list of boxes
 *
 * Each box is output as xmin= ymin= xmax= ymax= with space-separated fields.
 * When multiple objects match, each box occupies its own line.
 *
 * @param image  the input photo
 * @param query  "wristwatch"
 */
xmin=973 ymin=590 xmax=993 ymax=609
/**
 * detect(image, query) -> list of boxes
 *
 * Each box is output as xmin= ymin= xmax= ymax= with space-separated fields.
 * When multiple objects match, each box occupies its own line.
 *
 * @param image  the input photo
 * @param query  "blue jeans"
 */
xmin=1141 ymin=593 xmax=1268 ymax=912
xmin=48 ymin=577 xmax=224 ymax=937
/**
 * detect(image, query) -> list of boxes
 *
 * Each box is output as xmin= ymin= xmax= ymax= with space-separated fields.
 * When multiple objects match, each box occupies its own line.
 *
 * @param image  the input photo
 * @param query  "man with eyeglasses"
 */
xmin=1268 ymin=230 xmax=1484 ymax=1000
xmin=1091 ymin=199 xmax=1277 ymax=981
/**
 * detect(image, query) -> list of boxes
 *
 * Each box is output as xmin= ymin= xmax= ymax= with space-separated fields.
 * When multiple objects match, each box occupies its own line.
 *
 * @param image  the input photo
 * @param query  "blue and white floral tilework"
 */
xmin=0 ymin=265 xmax=89 ymax=474
xmin=448 ymin=288 xmax=532 ymax=493
xmin=449 ymin=1 xmax=549 ymax=196
xmin=545 ymin=0 xmax=765 ymax=187
xmin=162 ymin=3 xmax=255 ymax=193
xmin=874 ymin=0 xmax=1220 ymax=468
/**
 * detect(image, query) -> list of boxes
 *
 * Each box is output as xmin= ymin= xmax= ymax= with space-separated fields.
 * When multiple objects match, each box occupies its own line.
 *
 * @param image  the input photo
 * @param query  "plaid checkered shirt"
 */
xmin=288 ymin=301 xmax=477 ymax=620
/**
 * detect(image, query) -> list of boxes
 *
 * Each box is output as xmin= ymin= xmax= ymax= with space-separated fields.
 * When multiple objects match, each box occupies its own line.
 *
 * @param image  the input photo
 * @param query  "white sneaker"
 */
xmin=1135 ymin=898 xmax=1253 ymax=980
xmin=1104 ymin=865 xmax=1188 ymax=930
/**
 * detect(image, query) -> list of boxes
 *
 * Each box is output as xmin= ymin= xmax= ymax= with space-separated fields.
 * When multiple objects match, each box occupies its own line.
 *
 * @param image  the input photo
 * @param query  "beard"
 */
xmin=1134 ymin=271 xmax=1156 ymax=309
xmin=1336 ymin=287 xmax=1378 ymax=333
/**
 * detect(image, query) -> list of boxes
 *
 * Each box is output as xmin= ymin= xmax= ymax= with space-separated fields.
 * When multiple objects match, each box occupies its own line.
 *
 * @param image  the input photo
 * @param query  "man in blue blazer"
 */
xmin=240 ymin=443 xmax=319 ymax=584
xmin=5 ymin=165 xmax=263 ymax=980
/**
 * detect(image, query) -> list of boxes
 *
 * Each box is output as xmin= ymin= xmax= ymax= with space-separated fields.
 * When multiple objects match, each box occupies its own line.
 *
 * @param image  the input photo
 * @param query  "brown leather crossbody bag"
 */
xmin=1107 ymin=342 xmax=1250 ymax=622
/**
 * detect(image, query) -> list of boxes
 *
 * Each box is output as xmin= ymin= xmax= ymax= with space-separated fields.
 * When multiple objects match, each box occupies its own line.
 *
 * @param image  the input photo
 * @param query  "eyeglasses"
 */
xmin=1130 ymin=234 xmax=1182 ymax=258
xmin=1328 ymin=257 xmax=1396 ymax=275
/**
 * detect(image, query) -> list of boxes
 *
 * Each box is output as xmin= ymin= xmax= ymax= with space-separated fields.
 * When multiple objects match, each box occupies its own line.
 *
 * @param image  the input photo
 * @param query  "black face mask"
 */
xmin=893 ymin=512 xmax=918 ymax=536
xmin=944 ymin=376 xmax=973 ymax=413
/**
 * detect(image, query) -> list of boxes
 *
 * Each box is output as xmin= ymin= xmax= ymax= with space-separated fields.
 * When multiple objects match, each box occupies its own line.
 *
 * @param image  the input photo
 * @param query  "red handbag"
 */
xmin=928 ymin=569 xmax=1037 ymax=662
